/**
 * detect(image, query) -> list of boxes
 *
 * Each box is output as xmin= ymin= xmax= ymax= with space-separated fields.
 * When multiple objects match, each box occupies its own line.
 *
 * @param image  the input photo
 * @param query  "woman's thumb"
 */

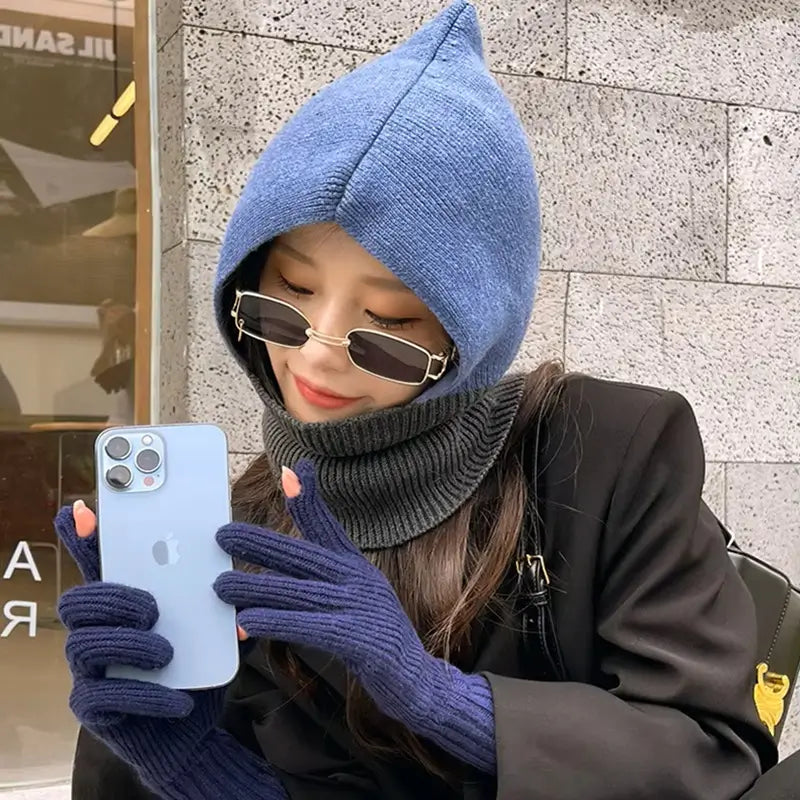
xmin=72 ymin=499 xmax=97 ymax=538
xmin=55 ymin=504 xmax=101 ymax=583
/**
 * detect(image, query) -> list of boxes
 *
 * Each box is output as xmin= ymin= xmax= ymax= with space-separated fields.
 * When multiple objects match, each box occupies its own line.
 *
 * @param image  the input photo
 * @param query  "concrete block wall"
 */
xmin=155 ymin=0 xmax=800 ymax=760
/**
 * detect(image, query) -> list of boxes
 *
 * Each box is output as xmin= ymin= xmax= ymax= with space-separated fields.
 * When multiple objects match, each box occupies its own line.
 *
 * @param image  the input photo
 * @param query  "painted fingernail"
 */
xmin=280 ymin=466 xmax=301 ymax=498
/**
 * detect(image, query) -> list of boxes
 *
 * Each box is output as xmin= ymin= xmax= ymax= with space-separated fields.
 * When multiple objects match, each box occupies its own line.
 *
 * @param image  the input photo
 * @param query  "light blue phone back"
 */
xmin=95 ymin=423 xmax=239 ymax=690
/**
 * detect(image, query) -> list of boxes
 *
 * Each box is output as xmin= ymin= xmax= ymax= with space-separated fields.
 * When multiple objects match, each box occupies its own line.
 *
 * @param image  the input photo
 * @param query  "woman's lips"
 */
xmin=293 ymin=374 xmax=360 ymax=409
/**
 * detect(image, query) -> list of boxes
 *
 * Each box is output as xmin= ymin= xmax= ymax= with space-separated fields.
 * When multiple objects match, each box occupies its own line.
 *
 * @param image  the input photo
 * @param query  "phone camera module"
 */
xmin=106 ymin=465 xmax=133 ymax=489
xmin=135 ymin=448 xmax=161 ymax=474
xmin=105 ymin=436 xmax=131 ymax=460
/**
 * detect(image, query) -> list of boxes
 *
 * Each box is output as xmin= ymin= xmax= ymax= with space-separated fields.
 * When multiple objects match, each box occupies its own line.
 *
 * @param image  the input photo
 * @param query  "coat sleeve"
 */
xmin=71 ymin=725 xmax=158 ymax=799
xmin=485 ymin=391 xmax=778 ymax=800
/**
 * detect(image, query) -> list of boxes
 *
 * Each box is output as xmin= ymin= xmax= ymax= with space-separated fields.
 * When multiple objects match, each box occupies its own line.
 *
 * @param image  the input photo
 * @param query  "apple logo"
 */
xmin=152 ymin=533 xmax=180 ymax=566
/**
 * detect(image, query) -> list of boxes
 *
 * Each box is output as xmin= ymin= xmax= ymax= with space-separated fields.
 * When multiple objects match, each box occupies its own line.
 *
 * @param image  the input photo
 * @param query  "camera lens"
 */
xmin=135 ymin=448 xmax=161 ymax=473
xmin=105 ymin=436 xmax=131 ymax=460
xmin=106 ymin=465 xmax=132 ymax=489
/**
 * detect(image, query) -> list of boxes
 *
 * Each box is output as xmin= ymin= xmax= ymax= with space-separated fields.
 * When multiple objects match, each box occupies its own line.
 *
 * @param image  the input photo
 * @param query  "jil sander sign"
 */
xmin=0 ymin=24 xmax=116 ymax=61
xmin=0 ymin=8 xmax=133 ymax=66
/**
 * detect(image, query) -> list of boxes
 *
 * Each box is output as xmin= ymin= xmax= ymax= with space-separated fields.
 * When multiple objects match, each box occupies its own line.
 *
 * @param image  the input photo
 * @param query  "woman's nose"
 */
xmin=299 ymin=313 xmax=351 ymax=370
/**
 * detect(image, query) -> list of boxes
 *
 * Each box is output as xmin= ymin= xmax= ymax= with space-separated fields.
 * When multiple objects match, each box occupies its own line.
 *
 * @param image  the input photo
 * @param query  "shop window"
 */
xmin=0 ymin=0 xmax=150 ymax=787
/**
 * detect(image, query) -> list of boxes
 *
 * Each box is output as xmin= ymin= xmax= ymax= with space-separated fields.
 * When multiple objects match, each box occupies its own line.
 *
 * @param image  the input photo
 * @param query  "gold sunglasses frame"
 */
xmin=230 ymin=289 xmax=449 ymax=387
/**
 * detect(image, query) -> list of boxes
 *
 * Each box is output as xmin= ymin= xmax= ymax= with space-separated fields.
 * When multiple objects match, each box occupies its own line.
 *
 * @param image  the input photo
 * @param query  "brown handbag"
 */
xmin=723 ymin=523 xmax=800 ymax=743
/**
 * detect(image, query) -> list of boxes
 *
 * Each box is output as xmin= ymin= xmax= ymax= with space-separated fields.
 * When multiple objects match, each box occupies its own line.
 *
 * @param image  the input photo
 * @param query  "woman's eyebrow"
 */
xmin=275 ymin=241 xmax=413 ymax=293
xmin=360 ymin=275 xmax=414 ymax=293
xmin=274 ymin=242 xmax=317 ymax=266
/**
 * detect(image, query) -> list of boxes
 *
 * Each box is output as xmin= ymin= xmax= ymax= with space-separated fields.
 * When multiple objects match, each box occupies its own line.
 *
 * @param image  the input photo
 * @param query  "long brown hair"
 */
xmin=231 ymin=360 xmax=566 ymax=781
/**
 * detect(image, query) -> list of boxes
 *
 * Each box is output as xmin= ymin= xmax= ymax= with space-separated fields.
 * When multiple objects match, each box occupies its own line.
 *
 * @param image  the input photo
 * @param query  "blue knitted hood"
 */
xmin=214 ymin=0 xmax=540 ymax=399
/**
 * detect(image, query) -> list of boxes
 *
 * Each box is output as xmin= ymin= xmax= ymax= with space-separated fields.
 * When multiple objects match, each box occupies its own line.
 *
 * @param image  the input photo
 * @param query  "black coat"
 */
xmin=71 ymin=377 xmax=778 ymax=799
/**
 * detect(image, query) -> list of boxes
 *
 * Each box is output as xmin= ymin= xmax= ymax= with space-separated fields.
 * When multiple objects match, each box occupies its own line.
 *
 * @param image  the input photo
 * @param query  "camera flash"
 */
xmin=142 ymin=435 xmax=153 ymax=445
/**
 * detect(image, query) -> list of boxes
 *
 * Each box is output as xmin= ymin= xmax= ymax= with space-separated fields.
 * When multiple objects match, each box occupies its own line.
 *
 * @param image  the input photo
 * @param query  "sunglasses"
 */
xmin=230 ymin=290 xmax=450 ymax=386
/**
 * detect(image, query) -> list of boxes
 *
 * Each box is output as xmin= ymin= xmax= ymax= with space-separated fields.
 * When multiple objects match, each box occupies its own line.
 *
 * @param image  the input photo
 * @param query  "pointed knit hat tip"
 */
xmin=215 ymin=0 xmax=540 ymax=399
xmin=400 ymin=1 xmax=482 ymax=58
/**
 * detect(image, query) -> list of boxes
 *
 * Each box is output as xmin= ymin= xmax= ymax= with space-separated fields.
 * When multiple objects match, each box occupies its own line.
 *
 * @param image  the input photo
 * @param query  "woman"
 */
xmin=57 ymin=2 xmax=778 ymax=798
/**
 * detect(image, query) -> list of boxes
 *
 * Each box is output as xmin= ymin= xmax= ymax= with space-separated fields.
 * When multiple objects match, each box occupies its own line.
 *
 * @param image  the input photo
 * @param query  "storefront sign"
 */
xmin=0 ymin=24 xmax=116 ymax=61
xmin=2 ymin=540 xmax=41 ymax=638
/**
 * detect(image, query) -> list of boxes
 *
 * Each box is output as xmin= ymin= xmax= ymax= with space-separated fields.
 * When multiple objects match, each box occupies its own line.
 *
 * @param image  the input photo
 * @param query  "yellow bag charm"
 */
xmin=753 ymin=662 xmax=790 ymax=736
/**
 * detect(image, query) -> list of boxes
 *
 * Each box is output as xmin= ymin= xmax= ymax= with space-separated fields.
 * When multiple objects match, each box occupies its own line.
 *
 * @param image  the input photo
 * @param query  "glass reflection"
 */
xmin=0 ymin=0 xmax=139 ymax=787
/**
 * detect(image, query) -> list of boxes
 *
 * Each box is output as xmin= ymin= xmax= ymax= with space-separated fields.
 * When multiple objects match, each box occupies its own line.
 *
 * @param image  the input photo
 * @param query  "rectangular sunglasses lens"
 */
xmin=237 ymin=295 xmax=308 ymax=346
xmin=348 ymin=331 xmax=429 ymax=384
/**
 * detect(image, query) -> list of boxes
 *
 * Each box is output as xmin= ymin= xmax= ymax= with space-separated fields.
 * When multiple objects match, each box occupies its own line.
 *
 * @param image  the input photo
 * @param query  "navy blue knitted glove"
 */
xmin=55 ymin=506 xmax=287 ymax=799
xmin=214 ymin=460 xmax=497 ymax=774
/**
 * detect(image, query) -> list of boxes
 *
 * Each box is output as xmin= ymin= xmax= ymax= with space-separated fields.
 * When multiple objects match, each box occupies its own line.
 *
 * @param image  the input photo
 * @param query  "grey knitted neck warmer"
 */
xmin=260 ymin=374 xmax=526 ymax=551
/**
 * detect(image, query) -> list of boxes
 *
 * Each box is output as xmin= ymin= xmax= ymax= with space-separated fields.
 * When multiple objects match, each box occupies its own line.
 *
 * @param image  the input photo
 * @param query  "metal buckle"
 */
xmin=515 ymin=553 xmax=550 ymax=585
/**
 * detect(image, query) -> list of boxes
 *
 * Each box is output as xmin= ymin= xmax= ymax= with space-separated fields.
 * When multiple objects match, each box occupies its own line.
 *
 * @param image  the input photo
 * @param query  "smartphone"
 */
xmin=94 ymin=423 xmax=239 ymax=690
